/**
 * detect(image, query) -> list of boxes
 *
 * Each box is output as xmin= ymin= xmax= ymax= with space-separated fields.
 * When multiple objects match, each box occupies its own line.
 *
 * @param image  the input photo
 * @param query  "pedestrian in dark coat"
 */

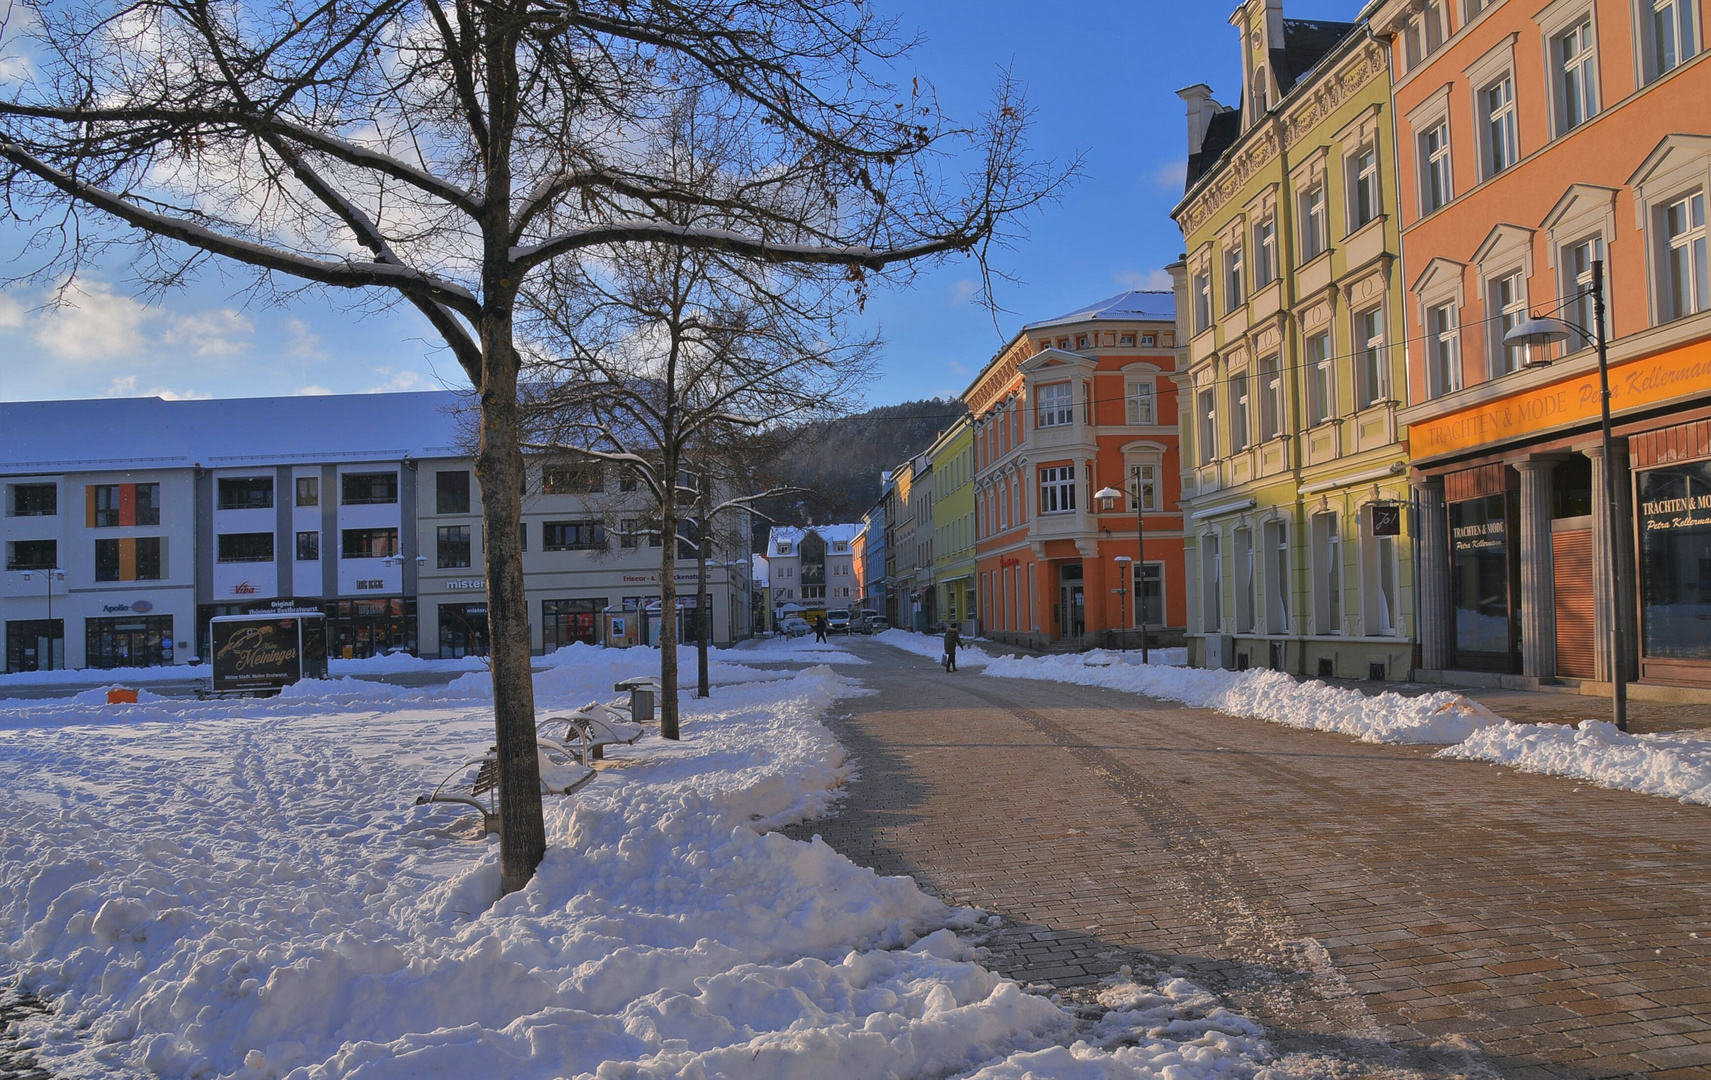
xmin=942 ymin=625 xmax=961 ymax=671
xmin=814 ymin=617 xmax=829 ymax=644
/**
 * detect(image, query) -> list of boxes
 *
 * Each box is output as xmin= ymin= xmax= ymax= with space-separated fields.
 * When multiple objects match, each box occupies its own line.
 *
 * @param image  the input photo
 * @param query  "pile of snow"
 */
xmin=725 ymin=636 xmax=870 ymax=665
xmin=1442 ymin=719 xmax=1711 ymax=806
xmin=1080 ymin=647 xmax=1190 ymax=668
xmin=0 ymin=649 xmax=1282 ymax=1079
xmin=875 ymin=628 xmax=993 ymax=666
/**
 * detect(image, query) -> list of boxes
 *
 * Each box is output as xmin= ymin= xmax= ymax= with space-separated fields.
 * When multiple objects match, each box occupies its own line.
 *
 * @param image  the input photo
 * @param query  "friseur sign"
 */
xmin=1410 ymin=338 xmax=1711 ymax=460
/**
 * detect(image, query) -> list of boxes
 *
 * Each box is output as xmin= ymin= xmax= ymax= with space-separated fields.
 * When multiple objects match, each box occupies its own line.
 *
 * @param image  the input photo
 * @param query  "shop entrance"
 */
xmin=543 ymin=598 xmax=605 ymax=650
xmin=1449 ymin=492 xmax=1520 ymax=673
xmin=438 ymin=603 xmax=490 ymax=658
xmin=1058 ymin=563 xmax=1085 ymax=641
xmin=325 ymin=598 xmax=416 ymax=658
xmin=85 ymin=615 xmax=175 ymax=669
xmin=5 ymin=619 xmax=64 ymax=672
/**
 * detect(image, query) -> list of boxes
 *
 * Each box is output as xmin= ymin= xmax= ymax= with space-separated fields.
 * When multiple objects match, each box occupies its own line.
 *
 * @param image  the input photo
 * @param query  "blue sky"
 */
xmin=0 ymin=0 xmax=1364 ymax=406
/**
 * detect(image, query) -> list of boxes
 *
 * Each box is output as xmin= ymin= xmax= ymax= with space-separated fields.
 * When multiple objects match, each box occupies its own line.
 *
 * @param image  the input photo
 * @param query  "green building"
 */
xmin=928 ymin=416 xmax=976 ymax=633
xmin=1169 ymin=0 xmax=1415 ymax=679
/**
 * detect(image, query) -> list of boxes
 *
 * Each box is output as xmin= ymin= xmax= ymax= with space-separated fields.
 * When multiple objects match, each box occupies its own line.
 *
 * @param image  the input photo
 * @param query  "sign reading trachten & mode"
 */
xmin=1411 ymin=338 xmax=1711 ymax=460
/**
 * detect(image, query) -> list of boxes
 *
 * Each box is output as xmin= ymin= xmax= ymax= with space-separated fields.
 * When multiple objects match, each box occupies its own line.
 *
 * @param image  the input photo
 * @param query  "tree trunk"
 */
xmin=696 ymin=515 xmax=711 ymax=699
xmin=657 ymin=461 xmax=681 ymax=740
xmin=474 ymin=329 xmax=546 ymax=894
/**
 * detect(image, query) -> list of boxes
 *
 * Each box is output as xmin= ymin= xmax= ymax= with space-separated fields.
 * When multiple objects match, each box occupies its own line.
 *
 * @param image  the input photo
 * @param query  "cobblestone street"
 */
xmin=789 ymin=641 xmax=1711 ymax=1079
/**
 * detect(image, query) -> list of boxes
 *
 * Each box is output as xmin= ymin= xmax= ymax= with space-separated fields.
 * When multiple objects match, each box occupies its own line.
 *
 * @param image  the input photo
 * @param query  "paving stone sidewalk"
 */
xmin=788 ymin=641 xmax=1711 ymax=1080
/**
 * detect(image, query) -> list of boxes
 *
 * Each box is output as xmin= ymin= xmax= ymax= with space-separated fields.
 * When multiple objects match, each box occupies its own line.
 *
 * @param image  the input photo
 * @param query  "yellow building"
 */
xmin=928 ymin=416 xmax=976 ymax=633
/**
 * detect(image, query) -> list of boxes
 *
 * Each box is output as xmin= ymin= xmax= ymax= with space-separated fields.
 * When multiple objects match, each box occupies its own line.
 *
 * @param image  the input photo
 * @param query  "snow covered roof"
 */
xmin=765 ymin=523 xmax=863 ymax=556
xmin=1023 ymin=291 xmax=1176 ymax=332
xmin=751 ymin=554 xmax=771 ymax=586
xmin=0 ymin=391 xmax=474 ymax=473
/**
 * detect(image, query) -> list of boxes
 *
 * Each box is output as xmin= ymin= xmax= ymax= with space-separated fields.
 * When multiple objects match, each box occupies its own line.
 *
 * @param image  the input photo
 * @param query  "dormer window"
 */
xmin=1076 ymin=334 xmax=1090 ymax=349
xmin=776 ymin=542 xmax=792 ymax=554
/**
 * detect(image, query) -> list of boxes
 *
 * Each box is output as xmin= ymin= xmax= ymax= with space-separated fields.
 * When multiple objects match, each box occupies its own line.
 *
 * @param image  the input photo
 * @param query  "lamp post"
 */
xmin=1094 ymin=476 xmax=1151 ymax=663
xmin=1503 ymin=258 xmax=1625 ymax=731
xmin=1112 ymin=555 xmax=1132 ymax=651
xmin=21 ymin=568 xmax=66 ymax=671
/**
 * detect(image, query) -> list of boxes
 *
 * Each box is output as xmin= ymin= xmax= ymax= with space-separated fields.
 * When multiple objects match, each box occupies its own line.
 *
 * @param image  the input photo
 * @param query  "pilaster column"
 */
xmin=1516 ymin=459 xmax=1557 ymax=679
xmin=1587 ymin=442 xmax=1636 ymax=683
xmin=1414 ymin=478 xmax=1451 ymax=671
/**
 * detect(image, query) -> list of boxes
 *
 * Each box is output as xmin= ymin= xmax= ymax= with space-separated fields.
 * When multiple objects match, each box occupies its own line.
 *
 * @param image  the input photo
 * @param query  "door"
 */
xmin=1553 ymin=526 xmax=1595 ymax=678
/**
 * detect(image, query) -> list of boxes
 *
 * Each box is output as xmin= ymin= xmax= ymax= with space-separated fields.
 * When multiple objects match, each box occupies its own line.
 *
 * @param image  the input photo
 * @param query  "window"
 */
xmin=1363 ymin=507 xmax=1399 ymax=636
xmin=437 ymin=525 xmax=472 ymax=569
xmin=437 ymin=471 xmax=471 ymax=515
xmin=1350 ymin=147 xmax=1380 ymax=230
xmin=1490 ymin=271 xmax=1529 ymax=375
xmin=341 ymin=473 xmax=397 ymax=505
xmin=519 ymin=521 xmax=528 ymax=552
xmin=1038 ymin=465 xmax=1076 ymax=514
xmin=1312 ymin=512 xmax=1341 ymax=635
xmin=134 ymin=484 xmax=160 ymax=526
xmin=1258 ymin=355 xmax=1284 ymax=440
xmin=92 ymin=485 xmax=121 ymax=527
xmin=1644 ymin=0 xmax=1699 ymax=82
xmin=97 ymin=537 xmax=164 ymax=581
xmin=6 ymin=539 xmax=56 ymax=570
xmin=1037 ymin=382 xmax=1075 ymax=428
xmin=1403 ymin=2 xmax=1446 ymax=68
xmin=1421 ymin=122 xmax=1452 ymax=214
xmin=295 ymin=476 xmax=319 ymax=507
xmin=1300 ymin=186 xmax=1328 ymax=260
xmin=1120 ymin=333 xmax=1136 ymax=347
xmin=1234 ymin=528 xmax=1256 ymax=634
xmin=218 ymin=476 xmax=273 ymax=510
xmin=543 ymin=521 xmax=606 ymax=550
xmin=1428 ymin=303 xmax=1463 ymax=398
xmin=1265 ymin=520 xmax=1290 ymax=634
xmin=1228 ymin=372 xmax=1251 ymax=453
xmin=620 ymin=518 xmax=641 ymax=549
xmin=1125 ymin=380 xmax=1155 ymax=425
xmin=1076 ymin=333 xmax=1090 ymax=350
xmin=1564 ymin=236 xmax=1604 ymax=348
xmin=1224 ymin=242 xmax=1245 ymax=312
xmin=1198 ymin=389 xmax=1218 ymax=465
xmin=218 ymin=532 xmax=274 ymax=563
xmin=1662 ymin=192 xmax=1708 ymax=321
xmin=135 ymin=537 xmax=161 ymax=581
xmin=1482 ymin=76 xmax=1518 ymax=178
xmin=1556 ymin=20 xmax=1598 ymax=133
xmin=1193 ymin=271 xmax=1213 ymax=332
xmin=340 ymin=528 xmax=398 ymax=559
xmin=1200 ymin=533 xmax=1222 ymax=632
xmin=545 ymin=463 xmax=607 ymax=495
xmin=1357 ymin=307 xmax=1389 ymax=409
xmin=9 ymin=484 xmax=56 ymax=517
xmin=1137 ymin=563 xmax=1164 ymax=627
xmin=296 ymin=531 xmax=320 ymax=561
xmin=1253 ymin=217 xmax=1277 ymax=289
xmin=1307 ymin=332 xmax=1334 ymax=426
xmin=1128 ymin=464 xmax=1158 ymax=512
xmin=93 ymin=484 xmax=155 ymax=526
xmin=95 ymin=539 xmax=119 ymax=582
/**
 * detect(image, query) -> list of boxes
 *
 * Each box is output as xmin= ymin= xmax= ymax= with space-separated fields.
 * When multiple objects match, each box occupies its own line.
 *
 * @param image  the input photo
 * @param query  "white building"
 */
xmin=2 ymin=392 xmax=751 ymax=671
xmin=763 ymin=524 xmax=861 ymax=624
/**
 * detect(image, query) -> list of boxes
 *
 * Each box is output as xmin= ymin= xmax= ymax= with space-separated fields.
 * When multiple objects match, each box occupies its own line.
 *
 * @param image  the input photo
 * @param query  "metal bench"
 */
xmin=541 ymin=703 xmax=645 ymax=764
xmin=613 ymin=677 xmax=661 ymax=725
xmin=414 ymin=739 xmax=594 ymax=835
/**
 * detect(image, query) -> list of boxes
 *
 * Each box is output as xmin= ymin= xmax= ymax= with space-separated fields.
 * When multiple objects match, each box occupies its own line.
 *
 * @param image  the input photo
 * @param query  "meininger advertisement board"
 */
xmin=210 ymin=612 xmax=329 ymax=693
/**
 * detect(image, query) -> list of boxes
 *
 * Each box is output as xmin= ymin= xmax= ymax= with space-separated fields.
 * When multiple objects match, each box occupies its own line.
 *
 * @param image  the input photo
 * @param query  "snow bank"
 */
xmin=1442 ymin=719 xmax=1711 ymax=806
xmin=875 ymin=628 xmax=993 ymax=666
xmin=0 ymin=651 xmax=1281 ymax=1080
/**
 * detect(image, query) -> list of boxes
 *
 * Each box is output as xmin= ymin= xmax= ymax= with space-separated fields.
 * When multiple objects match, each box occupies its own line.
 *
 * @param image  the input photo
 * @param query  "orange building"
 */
xmin=1373 ymin=0 xmax=1711 ymax=690
xmin=965 ymin=292 xmax=1187 ymax=648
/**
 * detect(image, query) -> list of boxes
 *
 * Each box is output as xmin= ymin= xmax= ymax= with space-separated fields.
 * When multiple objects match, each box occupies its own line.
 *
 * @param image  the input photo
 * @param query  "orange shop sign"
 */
xmin=1411 ymin=338 xmax=1711 ymax=459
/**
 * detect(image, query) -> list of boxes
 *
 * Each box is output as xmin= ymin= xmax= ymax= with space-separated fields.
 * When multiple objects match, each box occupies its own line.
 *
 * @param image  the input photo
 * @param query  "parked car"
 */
xmin=825 ymin=609 xmax=852 ymax=634
xmin=779 ymin=616 xmax=811 ymax=637
xmin=862 ymin=615 xmax=889 ymax=634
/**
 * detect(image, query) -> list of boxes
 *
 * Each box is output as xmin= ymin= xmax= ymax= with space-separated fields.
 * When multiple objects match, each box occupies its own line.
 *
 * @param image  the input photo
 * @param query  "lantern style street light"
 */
xmin=1094 ymin=467 xmax=1151 ymax=663
xmin=20 ymin=567 xmax=66 ymax=671
xmin=1502 ymin=258 xmax=1625 ymax=731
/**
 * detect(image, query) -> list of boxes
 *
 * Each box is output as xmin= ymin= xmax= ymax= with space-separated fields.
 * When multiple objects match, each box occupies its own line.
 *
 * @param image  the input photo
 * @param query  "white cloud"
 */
xmin=32 ymin=281 xmax=153 ymax=361
xmin=297 ymin=385 xmax=334 ymax=396
xmin=284 ymin=316 xmax=324 ymax=360
xmin=0 ymin=293 xmax=24 ymax=329
xmin=947 ymin=359 xmax=969 ymax=376
xmin=1115 ymin=269 xmax=1174 ymax=292
xmin=163 ymin=308 xmax=254 ymax=357
xmin=104 ymin=375 xmax=211 ymax=400
xmin=365 ymin=367 xmax=427 ymax=393
xmin=950 ymin=279 xmax=979 ymax=306
xmin=1153 ymin=160 xmax=1188 ymax=189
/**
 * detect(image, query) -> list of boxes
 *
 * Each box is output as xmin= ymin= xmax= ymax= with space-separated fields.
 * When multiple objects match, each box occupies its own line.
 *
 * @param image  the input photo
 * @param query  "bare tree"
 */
xmin=0 ymin=0 xmax=1068 ymax=891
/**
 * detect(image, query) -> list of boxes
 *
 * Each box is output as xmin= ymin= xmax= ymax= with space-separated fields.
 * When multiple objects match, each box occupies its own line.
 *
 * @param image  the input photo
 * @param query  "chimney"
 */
xmin=1178 ymin=83 xmax=1217 ymax=161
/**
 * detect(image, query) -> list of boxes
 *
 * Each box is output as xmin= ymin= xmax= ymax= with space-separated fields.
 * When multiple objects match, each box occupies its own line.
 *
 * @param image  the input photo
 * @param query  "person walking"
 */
xmin=942 ymin=624 xmax=961 ymax=672
xmin=814 ymin=616 xmax=829 ymax=644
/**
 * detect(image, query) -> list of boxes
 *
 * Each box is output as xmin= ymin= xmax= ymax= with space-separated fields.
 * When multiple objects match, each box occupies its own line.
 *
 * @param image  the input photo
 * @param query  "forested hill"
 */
xmin=751 ymin=397 xmax=968 ymax=546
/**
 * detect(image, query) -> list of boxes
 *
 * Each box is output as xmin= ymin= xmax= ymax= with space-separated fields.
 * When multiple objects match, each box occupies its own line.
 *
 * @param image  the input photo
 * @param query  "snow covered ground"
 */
xmin=876 ymin=631 xmax=1711 ymax=811
xmin=0 ymin=645 xmax=1288 ymax=1079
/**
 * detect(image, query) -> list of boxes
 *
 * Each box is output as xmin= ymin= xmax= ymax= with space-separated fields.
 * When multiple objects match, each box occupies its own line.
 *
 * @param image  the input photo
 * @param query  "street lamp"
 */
xmin=1112 ymin=555 xmax=1132 ymax=651
xmin=21 ymin=567 xmax=66 ymax=671
xmin=1502 ymin=257 xmax=1625 ymax=732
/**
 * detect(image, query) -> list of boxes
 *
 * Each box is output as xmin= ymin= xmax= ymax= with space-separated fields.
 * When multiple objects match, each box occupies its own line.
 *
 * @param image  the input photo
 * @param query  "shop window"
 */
xmin=1554 ymin=456 xmax=1594 ymax=519
xmin=1038 ymin=465 xmax=1075 ymax=514
xmin=1638 ymin=459 xmax=1711 ymax=661
xmin=9 ymin=483 xmax=56 ymax=517
xmin=296 ymin=530 xmax=320 ymax=561
xmin=437 ymin=525 xmax=472 ymax=569
xmin=1362 ymin=507 xmax=1400 ymax=636
xmin=1307 ymin=332 xmax=1334 ymax=426
xmin=1265 ymin=520 xmax=1290 ymax=634
xmin=1200 ymin=533 xmax=1222 ymax=632
xmin=295 ymin=476 xmax=319 ymax=507
xmin=340 ymin=527 xmax=398 ymax=559
xmin=1036 ymin=382 xmax=1074 ymax=428
xmin=85 ymin=614 xmax=174 ymax=669
xmin=218 ymin=532 xmax=274 ymax=563
xmin=543 ymin=521 xmax=606 ymax=551
xmin=5 ymin=619 xmax=64 ymax=673
xmin=218 ymin=476 xmax=273 ymax=511
xmin=1136 ymin=562 xmax=1164 ymax=627
xmin=437 ymin=471 xmax=471 ymax=515
xmin=543 ymin=598 xmax=606 ymax=650
xmin=1234 ymin=527 xmax=1256 ymax=634
xmin=341 ymin=472 xmax=397 ymax=505
xmin=1312 ymin=512 xmax=1341 ymax=636
xmin=1450 ymin=494 xmax=1514 ymax=658
xmin=7 ymin=538 xmax=56 ymax=571
xmin=438 ymin=603 xmax=489 ymax=659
